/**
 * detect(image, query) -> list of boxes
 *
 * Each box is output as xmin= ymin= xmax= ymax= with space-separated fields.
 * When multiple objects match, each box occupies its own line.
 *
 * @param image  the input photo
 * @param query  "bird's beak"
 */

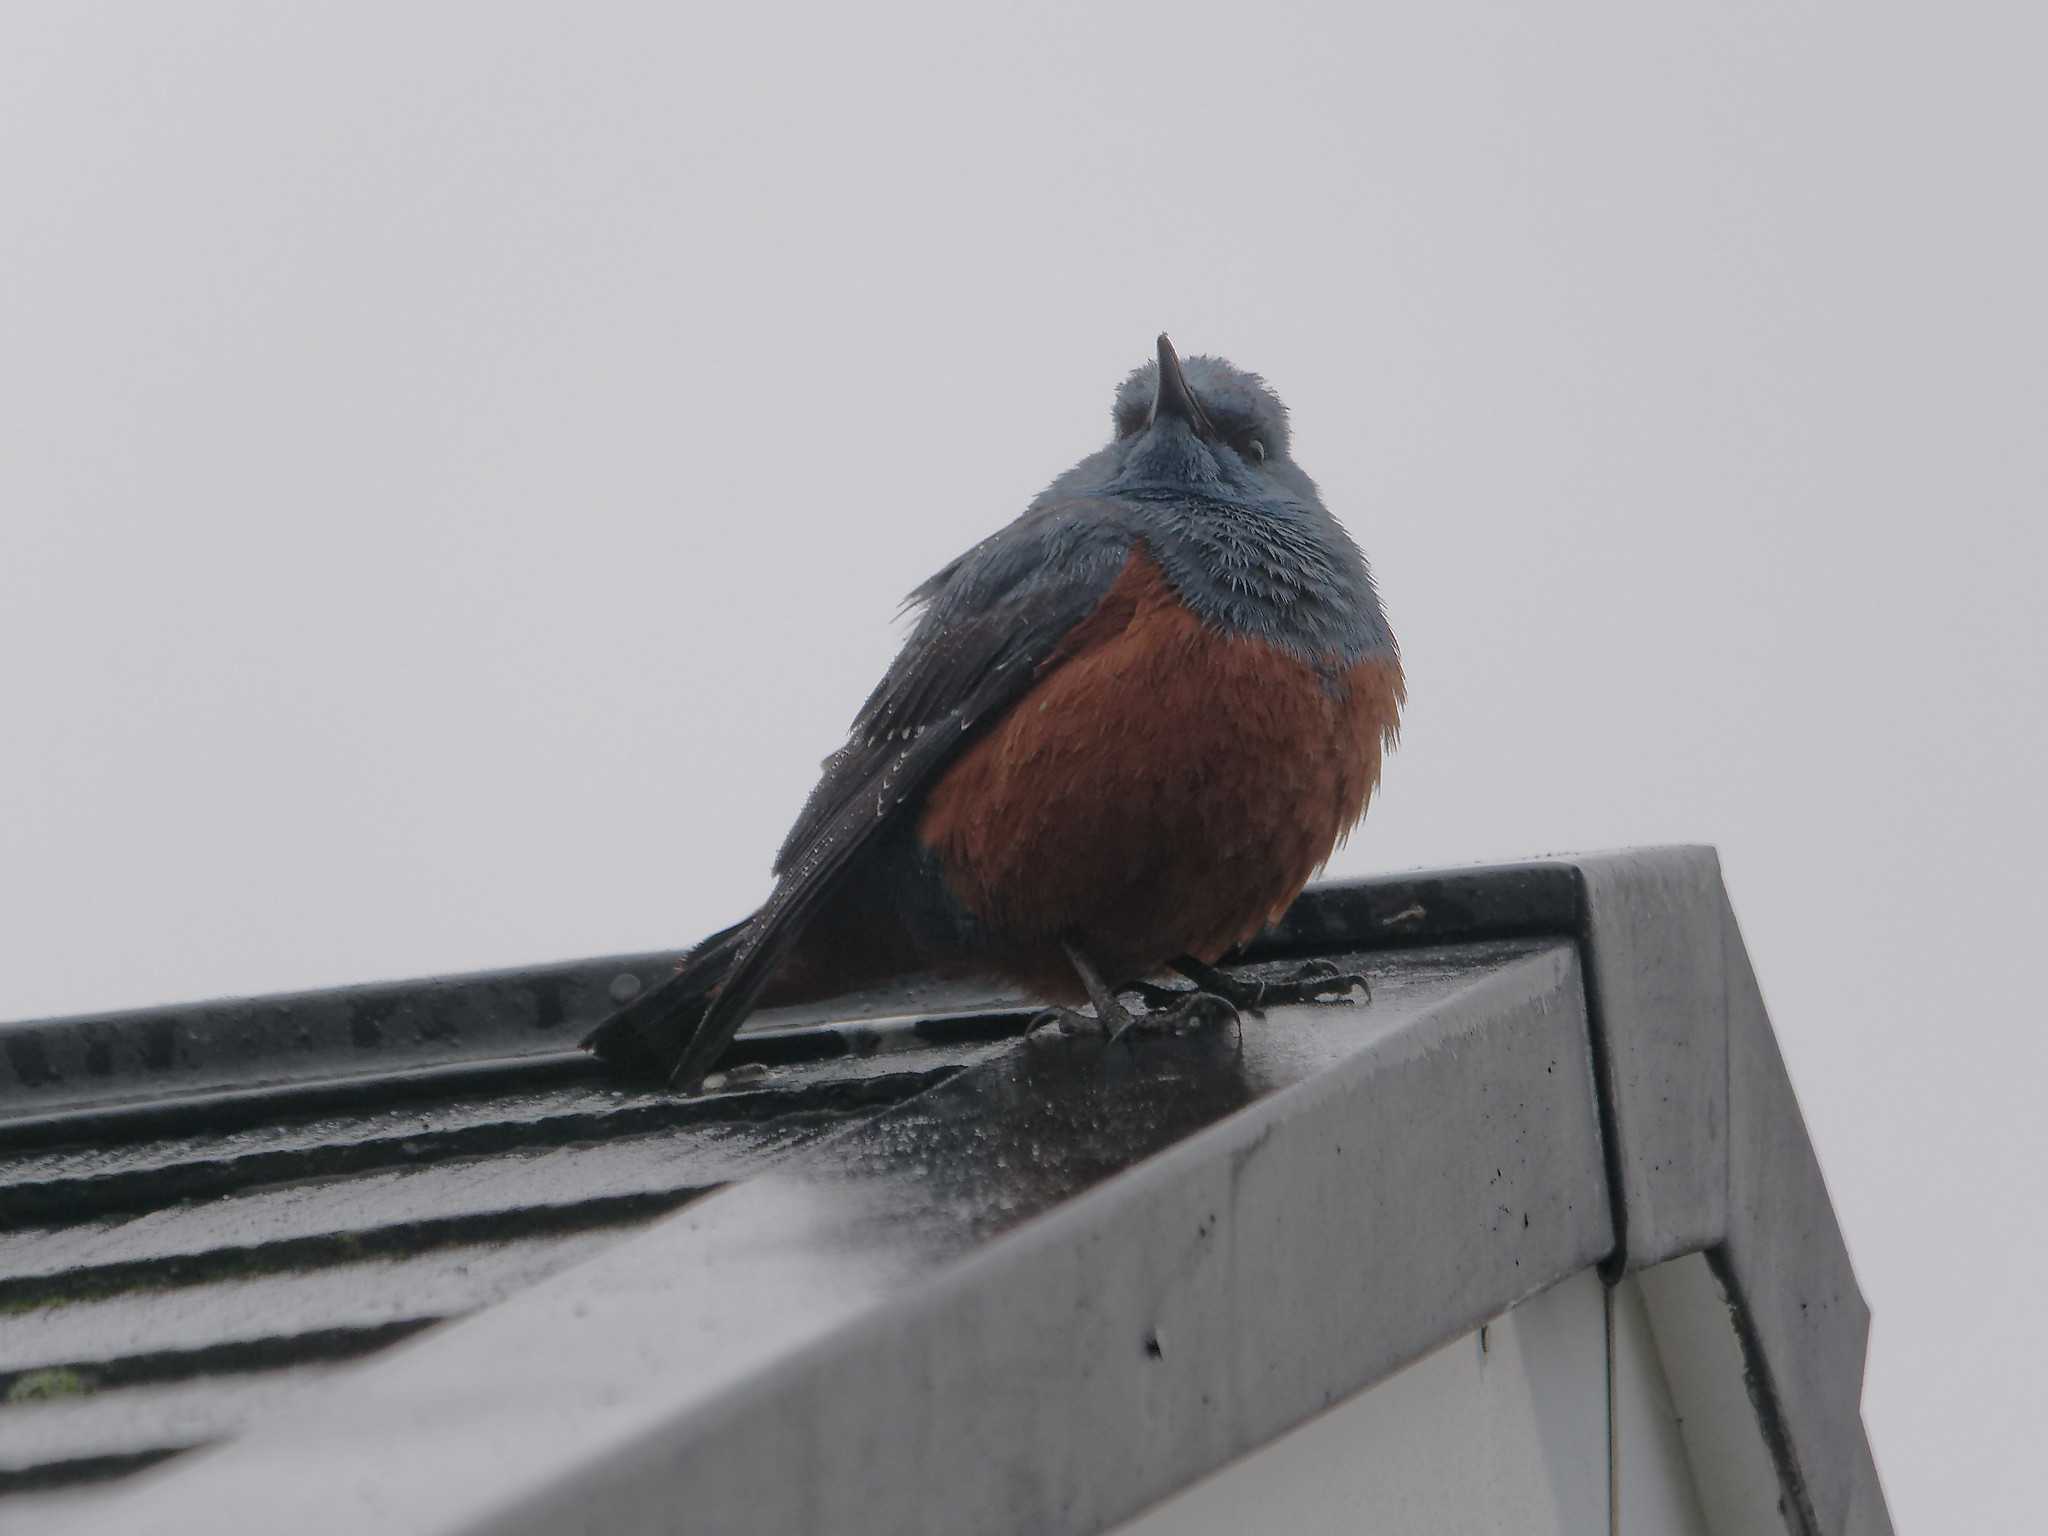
xmin=1149 ymin=333 xmax=1215 ymax=438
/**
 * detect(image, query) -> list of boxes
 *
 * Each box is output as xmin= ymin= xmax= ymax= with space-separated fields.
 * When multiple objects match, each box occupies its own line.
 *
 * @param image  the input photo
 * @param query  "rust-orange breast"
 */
xmin=917 ymin=547 xmax=1403 ymax=989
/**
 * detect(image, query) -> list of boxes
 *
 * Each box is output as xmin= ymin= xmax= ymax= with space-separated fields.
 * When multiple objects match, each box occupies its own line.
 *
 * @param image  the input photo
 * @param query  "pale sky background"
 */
xmin=2 ymin=3 xmax=2042 ymax=1526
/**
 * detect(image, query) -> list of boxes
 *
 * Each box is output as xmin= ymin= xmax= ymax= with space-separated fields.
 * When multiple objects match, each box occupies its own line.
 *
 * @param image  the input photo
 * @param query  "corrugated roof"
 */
xmin=0 ymin=979 xmax=1021 ymax=1499
xmin=0 ymin=855 xmax=1890 ymax=1535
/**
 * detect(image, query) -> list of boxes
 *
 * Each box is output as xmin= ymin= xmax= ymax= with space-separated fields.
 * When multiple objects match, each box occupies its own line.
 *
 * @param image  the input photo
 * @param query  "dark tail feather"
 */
xmin=656 ymin=907 xmax=816 ymax=1093
xmin=580 ymin=919 xmax=749 ymax=1081
xmin=587 ymin=811 xmax=877 ymax=1090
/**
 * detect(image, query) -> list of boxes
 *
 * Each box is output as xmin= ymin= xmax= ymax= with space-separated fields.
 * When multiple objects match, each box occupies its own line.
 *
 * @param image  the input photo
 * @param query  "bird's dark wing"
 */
xmin=775 ymin=498 xmax=1136 ymax=872
xmin=664 ymin=498 xmax=1138 ymax=1089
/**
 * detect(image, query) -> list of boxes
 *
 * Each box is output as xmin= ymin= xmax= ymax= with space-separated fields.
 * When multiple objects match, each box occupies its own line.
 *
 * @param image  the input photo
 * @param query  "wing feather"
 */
xmin=664 ymin=499 xmax=1136 ymax=1087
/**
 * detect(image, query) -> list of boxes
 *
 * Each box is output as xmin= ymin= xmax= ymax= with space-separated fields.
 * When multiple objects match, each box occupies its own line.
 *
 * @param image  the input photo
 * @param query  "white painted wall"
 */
xmin=1116 ymin=1271 xmax=1710 ymax=1535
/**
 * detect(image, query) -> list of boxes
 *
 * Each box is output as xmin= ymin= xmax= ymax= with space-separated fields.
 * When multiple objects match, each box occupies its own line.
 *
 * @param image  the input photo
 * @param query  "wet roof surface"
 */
xmin=0 ymin=1038 xmax=1001 ymax=1498
xmin=0 ymin=867 xmax=1581 ymax=1510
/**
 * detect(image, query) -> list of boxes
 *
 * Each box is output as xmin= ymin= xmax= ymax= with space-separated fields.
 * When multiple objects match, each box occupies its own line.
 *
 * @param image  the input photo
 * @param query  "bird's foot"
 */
xmin=1174 ymin=956 xmax=1371 ymax=1012
xmin=1023 ymin=984 xmax=1143 ymax=1041
xmin=1023 ymin=985 xmax=1238 ymax=1047
xmin=1117 ymin=979 xmax=1192 ymax=1012
xmin=1108 ymin=989 xmax=1240 ymax=1047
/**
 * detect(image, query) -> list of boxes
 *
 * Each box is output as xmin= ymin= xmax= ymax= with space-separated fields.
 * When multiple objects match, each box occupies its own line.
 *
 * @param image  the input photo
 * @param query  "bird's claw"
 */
xmin=1187 ymin=957 xmax=1370 ymax=1011
xmin=1267 ymin=958 xmax=1372 ymax=1007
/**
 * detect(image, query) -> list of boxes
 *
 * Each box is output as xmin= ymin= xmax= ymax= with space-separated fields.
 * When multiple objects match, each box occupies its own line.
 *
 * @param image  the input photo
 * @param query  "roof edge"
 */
xmin=1568 ymin=846 xmax=1883 ymax=1536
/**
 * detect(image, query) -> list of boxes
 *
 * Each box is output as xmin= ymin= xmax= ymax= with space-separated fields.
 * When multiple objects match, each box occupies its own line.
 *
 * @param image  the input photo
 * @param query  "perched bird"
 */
xmin=586 ymin=335 xmax=1403 ymax=1090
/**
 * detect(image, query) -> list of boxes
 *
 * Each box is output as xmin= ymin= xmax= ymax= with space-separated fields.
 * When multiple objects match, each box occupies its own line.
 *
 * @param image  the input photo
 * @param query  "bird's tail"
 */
xmin=580 ymin=919 xmax=750 ymax=1082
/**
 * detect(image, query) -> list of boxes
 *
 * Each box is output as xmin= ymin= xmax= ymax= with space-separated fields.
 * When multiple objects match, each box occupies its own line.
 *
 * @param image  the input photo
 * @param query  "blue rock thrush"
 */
xmin=585 ymin=335 xmax=1404 ymax=1090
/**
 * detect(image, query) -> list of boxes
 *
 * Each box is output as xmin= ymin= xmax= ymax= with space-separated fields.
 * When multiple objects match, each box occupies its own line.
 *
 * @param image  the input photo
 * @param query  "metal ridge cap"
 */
xmin=2 ymin=861 xmax=1591 ymax=1116
xmin=0 ymin=949 xmax=687 ymax=1038
xmin=0 ymin=949 xmax=686 ymax=1116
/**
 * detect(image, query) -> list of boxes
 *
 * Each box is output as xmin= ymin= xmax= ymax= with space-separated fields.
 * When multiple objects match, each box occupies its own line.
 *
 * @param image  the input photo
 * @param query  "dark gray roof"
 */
xmin=0 ymin=850 xmax=1890 ymax=1534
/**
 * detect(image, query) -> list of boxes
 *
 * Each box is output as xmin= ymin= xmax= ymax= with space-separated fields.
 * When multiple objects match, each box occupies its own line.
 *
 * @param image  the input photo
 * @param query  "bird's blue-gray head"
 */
xmin=1101 ymin=335 xmax=1306 ymax=502
xmin=1017 ymin=334 xmax=1392 ymax=665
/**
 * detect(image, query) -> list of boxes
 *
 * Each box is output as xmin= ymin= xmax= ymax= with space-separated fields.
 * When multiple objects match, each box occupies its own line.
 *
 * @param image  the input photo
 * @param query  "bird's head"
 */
xmin=1107 ymin=334 xmax=1298 ymax=498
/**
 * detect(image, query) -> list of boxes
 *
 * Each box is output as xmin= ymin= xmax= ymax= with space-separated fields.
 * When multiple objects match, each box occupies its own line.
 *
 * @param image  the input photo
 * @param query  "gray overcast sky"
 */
xmin=2 ymin=3 xmax=2041 ymax=1525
